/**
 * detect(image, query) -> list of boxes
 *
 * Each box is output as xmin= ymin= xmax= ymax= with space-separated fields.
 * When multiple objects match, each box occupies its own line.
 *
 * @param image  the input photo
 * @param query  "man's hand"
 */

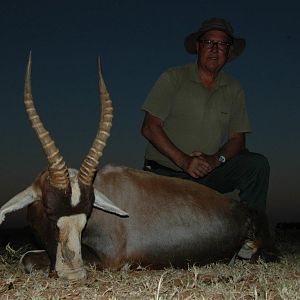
xmin=180 ymin=151 xmax=223 ymax=178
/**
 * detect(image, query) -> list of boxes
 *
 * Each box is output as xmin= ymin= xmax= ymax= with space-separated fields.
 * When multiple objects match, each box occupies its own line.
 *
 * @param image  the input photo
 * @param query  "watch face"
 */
xmin=218 ymin=155 xmax=226 ymax=163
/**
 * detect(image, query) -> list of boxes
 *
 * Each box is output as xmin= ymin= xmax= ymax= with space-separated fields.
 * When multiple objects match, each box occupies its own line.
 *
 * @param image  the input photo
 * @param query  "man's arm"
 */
xmin=141 ymin=112 xmax=211 ymax=178
xmin=217 ymin=132 xmax=246 ymax=159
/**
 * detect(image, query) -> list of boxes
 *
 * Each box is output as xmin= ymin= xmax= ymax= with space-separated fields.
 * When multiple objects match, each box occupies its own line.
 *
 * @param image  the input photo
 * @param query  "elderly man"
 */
xmin=141 ymin=18 xmax=269 ymax=212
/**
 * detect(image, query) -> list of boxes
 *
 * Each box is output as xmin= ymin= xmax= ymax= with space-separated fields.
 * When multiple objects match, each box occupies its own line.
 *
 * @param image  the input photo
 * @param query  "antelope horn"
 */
xmin=24 ymin=52 xmax=70 ymax=190
xmin=78 ymin=58 xmax=113 ymax=186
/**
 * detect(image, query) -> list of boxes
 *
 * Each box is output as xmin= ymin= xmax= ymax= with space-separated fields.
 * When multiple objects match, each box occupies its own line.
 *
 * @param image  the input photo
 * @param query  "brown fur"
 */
xmin=80 ymin=165 xmax=277 ymax=270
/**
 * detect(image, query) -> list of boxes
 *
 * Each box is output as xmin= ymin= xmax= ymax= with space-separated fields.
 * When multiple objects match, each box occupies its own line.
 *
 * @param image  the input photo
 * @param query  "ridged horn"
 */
xmin=24 ymin=52 xmax=70 ymax=190
xmin=78 ymin=57 xmax=113 ymax=186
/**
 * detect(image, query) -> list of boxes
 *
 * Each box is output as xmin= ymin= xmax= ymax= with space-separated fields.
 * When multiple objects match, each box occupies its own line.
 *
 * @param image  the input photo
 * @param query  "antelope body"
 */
xmin=0 ymin=55 xmax=277 ymax=281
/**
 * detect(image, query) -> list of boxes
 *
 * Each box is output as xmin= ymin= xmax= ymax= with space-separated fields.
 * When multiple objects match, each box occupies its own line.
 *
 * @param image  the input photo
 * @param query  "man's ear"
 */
xmin=196 ymin=41 xmax=200 ymax=53
xmin=227 ymin=45 xmax=233 ymax=59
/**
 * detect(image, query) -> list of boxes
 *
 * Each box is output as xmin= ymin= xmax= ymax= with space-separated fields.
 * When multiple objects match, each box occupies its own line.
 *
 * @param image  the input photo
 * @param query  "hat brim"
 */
xmin=184 ymin=31 xmax=246 ymax=62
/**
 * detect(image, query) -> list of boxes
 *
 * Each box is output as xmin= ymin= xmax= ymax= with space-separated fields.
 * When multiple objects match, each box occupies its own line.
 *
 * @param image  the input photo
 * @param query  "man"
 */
xmin=141 ymin=18 xmax=269 ymax=212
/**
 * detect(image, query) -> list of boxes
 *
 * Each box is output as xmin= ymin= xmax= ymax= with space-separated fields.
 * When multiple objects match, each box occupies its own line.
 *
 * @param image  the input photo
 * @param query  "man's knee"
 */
xmin=242 ymin=152 xmax=270 ymax=176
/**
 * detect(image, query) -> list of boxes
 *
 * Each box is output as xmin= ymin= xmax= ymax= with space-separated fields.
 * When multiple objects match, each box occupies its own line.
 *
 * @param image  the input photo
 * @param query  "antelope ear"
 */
xmin=93 ymin=188 xmax=128 ymax=217
xmin=0 ymin=186 xmax=38 ymax=225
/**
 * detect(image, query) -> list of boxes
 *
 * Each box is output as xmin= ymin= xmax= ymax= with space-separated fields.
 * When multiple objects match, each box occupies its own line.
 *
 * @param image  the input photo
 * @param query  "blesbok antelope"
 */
xmin=0 ymin=54 xmax=278 ymax=281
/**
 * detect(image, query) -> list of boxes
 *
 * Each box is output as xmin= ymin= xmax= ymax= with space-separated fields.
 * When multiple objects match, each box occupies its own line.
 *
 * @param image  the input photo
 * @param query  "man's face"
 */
xmin=196 ymin=30 xmax=232 ymax=74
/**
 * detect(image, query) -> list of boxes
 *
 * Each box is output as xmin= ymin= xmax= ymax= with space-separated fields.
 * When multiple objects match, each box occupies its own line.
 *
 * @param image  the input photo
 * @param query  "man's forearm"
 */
xmin=143 ymin=123 xmax=187 ymax=168
xmin=215 ymin=133 xmax=246 ymax=161
xmin=141 ymin=112 xmax=192 ymax=168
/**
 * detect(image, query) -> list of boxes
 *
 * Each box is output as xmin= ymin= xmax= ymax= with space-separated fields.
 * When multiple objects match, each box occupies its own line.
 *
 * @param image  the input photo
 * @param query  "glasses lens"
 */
xmin=200 ymin=40 xmax=213 ymax=48
xmin=200 ymin=40 xmax=231 ymax=51
xmin=217 ymin=42 xmax=230 ymax=50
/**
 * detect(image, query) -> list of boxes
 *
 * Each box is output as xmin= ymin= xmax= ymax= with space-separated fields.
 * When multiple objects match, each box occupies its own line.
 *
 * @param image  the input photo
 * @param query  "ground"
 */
xmin=0 ymin=225 xmax=299 ymax=299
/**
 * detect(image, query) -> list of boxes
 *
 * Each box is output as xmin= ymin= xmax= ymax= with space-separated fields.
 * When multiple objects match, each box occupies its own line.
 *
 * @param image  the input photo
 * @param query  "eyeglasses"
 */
xmin=199 ymin=39 xmax=232 ymax=51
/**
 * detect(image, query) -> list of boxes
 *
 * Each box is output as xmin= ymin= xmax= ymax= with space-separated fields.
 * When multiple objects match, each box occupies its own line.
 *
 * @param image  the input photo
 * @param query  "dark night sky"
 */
xmin=0 ymin=0 xmax=299 ymax=227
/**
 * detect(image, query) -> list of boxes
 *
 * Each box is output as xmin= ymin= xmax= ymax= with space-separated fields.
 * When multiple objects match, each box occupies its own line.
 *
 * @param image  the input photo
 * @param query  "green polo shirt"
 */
xmin=142 ymin=63 xmax=251 ymax=171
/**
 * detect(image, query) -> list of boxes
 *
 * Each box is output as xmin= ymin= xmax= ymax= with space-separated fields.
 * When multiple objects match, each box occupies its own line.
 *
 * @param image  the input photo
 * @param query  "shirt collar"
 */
xmin=189 ymin=63 xmax=230 ymax=88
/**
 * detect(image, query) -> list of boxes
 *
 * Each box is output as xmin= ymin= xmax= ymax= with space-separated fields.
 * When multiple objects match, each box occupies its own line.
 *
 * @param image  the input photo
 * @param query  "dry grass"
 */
xmin=0 ymin=229 xmax=299 ymax=300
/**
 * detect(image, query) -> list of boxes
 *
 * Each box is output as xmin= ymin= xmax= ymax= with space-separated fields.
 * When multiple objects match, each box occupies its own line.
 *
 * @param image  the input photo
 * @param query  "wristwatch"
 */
xmin=217 ymin=155 xmax=226 ymax=164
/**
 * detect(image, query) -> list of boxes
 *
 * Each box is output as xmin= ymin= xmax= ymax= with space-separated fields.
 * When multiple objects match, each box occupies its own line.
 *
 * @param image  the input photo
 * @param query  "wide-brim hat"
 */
xmin=184 ymin=18 xmax=246 ymax=62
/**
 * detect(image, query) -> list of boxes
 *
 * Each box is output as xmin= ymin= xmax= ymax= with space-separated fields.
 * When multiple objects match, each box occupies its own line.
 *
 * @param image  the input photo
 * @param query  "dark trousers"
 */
xmin=144 ymin=152 xmax=270 ymax=212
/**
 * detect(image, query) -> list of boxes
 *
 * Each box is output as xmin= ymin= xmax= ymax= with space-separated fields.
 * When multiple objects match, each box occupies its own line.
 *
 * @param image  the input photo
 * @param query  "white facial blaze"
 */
xmin=71 ymin=178 xmax=81 ymax=207
xmin=68 ymin=169 xmax=81 ymax=207
xmin=55 ymin=214 xmax=87 ymax=280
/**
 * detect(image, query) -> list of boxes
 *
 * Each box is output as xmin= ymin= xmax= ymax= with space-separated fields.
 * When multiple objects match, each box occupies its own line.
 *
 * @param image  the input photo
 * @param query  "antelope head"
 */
xmin=0 ymin=54 xmax=128 ymax=280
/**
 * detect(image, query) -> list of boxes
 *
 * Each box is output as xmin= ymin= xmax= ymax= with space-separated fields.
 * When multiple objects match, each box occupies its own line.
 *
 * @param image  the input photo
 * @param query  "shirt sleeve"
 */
xmin=141 ymin=70 xmax=177 ymax=121
xmin=229 ymin=87 xmax=252 ymax=135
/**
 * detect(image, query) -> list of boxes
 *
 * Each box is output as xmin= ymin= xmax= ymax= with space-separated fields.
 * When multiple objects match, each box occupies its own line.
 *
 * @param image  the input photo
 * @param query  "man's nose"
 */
xmin=211 ymin=43 xmax=219 ymax=52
